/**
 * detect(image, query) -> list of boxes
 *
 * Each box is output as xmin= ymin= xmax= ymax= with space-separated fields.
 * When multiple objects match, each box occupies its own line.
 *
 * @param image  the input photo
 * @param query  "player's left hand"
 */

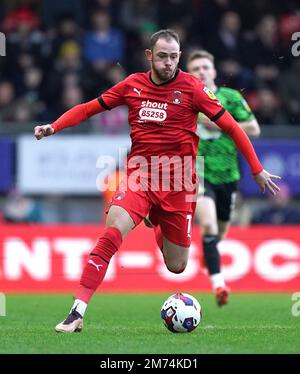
xmin=253 ymin=169 xmax=281 ymax=195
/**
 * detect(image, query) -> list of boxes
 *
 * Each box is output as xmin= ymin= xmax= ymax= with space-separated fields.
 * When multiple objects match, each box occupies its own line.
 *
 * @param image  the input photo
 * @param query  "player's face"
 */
xmin=187 ymin=57 xmax=216 ymax=86
xmin=146 ymin=38 xmax=181 ymax=82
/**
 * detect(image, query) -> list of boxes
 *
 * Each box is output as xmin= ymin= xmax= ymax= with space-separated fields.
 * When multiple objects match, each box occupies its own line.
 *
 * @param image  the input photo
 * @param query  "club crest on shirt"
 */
xmin=203 ymin=86 xmax=217 ymax=100
xmin=172 ymin=90 xmax=183 ymax=104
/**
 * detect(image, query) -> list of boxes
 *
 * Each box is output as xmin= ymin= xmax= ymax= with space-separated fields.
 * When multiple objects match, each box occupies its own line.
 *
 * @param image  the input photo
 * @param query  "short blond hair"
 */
xmin=187 ymin=50 xmax=215 ymax=65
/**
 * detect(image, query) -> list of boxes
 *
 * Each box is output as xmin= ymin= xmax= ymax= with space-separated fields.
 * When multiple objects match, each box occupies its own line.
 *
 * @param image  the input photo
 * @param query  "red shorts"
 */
xmin=108 ymin=178 xmax=197 ymax=247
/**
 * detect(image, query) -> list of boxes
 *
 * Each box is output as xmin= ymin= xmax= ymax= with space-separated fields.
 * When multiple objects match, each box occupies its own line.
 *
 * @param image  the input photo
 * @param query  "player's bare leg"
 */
xmin=161 ymin=236 xmax=189 ymax=274
xmin=195 ymin=197 xmax=229 ymax=306
xmin=55 ymin=206 xmax=135 ymax=333
xmin=105 ymin=205 xmax=136 ymax=238
xmin=144 ymin=214 xmax=189 ymax=272
xmin=144 ymin=220 xmax=185 ymax=269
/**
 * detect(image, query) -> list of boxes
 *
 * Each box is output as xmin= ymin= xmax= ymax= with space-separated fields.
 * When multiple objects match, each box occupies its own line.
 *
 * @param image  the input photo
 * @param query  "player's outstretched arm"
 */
xmin=34 ymin=98 xmax=105 ymax=140
xmin=214 ymin=110 xmax=281 ymax=195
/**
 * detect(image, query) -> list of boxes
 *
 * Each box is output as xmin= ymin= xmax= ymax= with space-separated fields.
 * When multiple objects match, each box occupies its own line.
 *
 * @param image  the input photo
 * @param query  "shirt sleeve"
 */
xmin=98 ymin=77 xmax=129 ymax=110
xmin=52 ymin=98 xmax=105 ymax=133
xmin=229 ymin=91 xmax=255 ymax=122
xmin=192 ymin=80 xmax=225 ymax=121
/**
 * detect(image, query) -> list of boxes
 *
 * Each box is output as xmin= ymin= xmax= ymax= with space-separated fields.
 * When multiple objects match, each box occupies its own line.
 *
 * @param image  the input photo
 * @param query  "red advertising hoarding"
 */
xmin=0 ymin=224 xmax=299 ymax=293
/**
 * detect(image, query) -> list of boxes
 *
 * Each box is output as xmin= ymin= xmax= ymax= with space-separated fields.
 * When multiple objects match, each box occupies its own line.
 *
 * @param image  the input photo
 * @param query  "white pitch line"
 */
xmin=118 ymin=252 xmax=154 ymax=268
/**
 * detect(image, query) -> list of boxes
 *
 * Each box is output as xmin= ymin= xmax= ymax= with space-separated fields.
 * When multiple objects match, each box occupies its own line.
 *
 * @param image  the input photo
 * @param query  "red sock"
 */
xmin=76 ymin=227 xmax=122 ymax=303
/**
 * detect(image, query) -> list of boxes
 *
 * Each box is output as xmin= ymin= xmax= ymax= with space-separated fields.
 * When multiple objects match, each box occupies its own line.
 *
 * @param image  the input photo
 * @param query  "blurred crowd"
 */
xmin=0 ymin=0 xmax=300 ymax=131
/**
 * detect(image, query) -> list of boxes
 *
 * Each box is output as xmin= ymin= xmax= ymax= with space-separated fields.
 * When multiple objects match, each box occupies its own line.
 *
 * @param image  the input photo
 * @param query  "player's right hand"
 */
xmin=34 ymin=124 xmax=54 ymax=140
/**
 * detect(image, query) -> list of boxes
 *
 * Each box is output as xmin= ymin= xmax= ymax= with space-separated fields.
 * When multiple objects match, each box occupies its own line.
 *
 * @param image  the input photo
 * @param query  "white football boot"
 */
xmin=55 ymin=307 xmax=83 ymax=333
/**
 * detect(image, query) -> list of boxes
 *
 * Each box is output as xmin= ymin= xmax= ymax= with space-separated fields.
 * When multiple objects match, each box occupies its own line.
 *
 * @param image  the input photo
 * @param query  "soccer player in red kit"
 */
xmin=34 ymin=29 xmax=280 ymax=333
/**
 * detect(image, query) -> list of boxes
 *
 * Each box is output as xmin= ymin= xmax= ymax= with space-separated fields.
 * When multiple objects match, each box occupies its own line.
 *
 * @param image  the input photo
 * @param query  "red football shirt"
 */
xmin=99 ymin=69 xmax=225 ymax=184
xmin=52 ymin=69 xmax=263 ymax=179
xmin=99 ymin=69 xmax=223 ymax=162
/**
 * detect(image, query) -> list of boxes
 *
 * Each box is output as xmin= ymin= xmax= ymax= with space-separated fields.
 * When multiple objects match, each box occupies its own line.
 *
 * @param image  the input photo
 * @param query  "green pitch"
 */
xmin=0 ymin=293 xmax=299 ymax=353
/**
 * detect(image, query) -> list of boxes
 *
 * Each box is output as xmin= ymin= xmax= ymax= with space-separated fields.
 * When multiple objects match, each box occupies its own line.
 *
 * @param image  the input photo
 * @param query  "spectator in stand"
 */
xmin=106 ymin=64 xmax=127 ymax=86
xmin=50 ymin=15 xmax=83 ymax=60
xmin=119 ymin=0 xmax=158 ymax=32
xmin=201 ymin=11 xmax=254 ymax=90
xmin=52 ymin=41 xmax=83 ymax=86
xmin=0 ymin=0 xmax=299 ymax=126
xmin=279 ymin=59 xmax=300 ymax=125
xmin=3 ymin=5 xmax=47 ymax=68
xmin=252 ymin=88 xmax=287 ymax=125
xmin=124 ymin=21 xmax=158 ymax=73
xmin=83 ymin=10 xmax=124 ymax=67
xmin=41 ymin=0 xmax=85 ymax=28
xmin=21 ymin=66 xmax=44 ymax=119
xmin=0 ymin=81 xmax=16 ymax=122
xmin=252 ymin=183 xmax=300 ymax=224
xmin=8 ymin=52 xmax=36 ymax=93
xmin=249 ymin=15 xmax=282 ymax=89
xmin=203 ymin=11 xmax=244 ymax=62
xmin=0 ymin=77 xmax=42 ymax=123
xmin=279 ymin=7 xmax=300 ymax=49
xmin=22 ymin=66 xmax=43 ymax=98
xmin=157 ymin=0 xmax=194 ymax=27
xmin=80 ymin=9 xmax=125 ymax=97
xmin=44 ymin=40 xmax=85 ymax=115
xmin=88 ymin=0 xmax=120 ymax=25
xmin=217 ymin=59 xmax=254 ymax=91
xmin=14 ymin=99 xmax=35 ymax=123
xmin=2 ymin=4 xmax=40 ymax=34
xmin=59 ymin=85 xmax=84 ymax=113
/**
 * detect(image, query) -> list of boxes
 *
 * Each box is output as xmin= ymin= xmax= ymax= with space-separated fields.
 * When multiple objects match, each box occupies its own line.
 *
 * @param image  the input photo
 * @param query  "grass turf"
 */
xmin=0 ymin=293 xmax=299 ymax=354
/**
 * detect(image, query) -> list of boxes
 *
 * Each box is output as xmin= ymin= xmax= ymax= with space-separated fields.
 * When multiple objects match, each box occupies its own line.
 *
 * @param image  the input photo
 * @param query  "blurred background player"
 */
xmin=34 ymin=29 xmax=279 ymax=333
xmin=187 ymin=50 xmax=261 ymax=306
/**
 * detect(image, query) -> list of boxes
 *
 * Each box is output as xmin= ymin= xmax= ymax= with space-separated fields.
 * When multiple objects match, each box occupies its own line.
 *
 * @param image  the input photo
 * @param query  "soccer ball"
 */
xmin=161 ymin=293 xmax=202 ymax=333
